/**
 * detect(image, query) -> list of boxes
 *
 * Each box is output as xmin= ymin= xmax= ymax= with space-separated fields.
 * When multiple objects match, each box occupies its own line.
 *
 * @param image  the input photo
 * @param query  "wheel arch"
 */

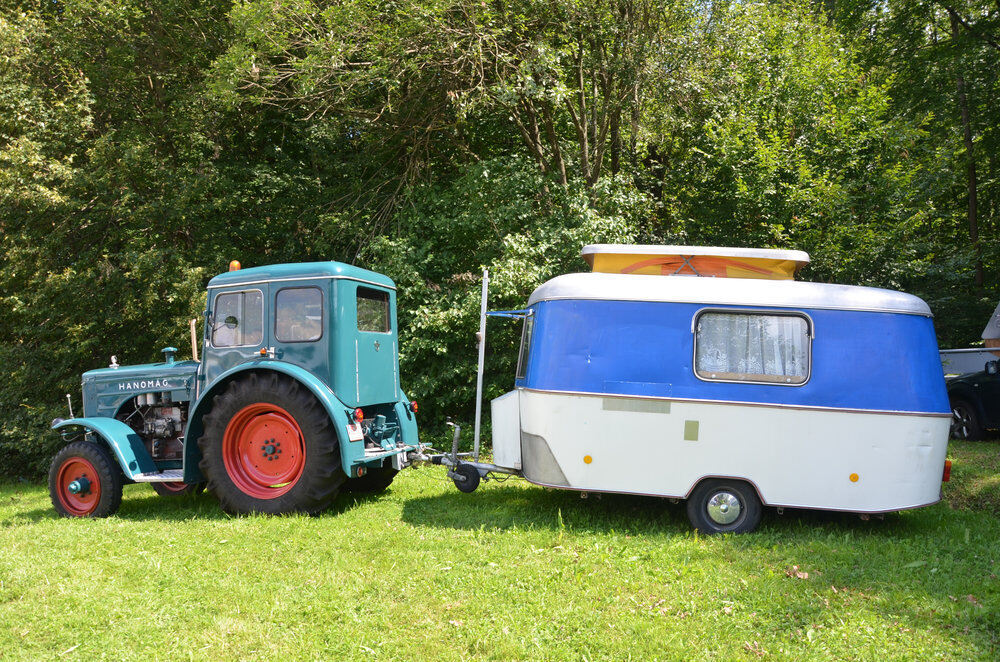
xmin=182 ymin=362 xmax=355 ymax=483
xmin=683 ymin=474 xmax=768 ymax=505
xmin=51 ymin=417 xmax=155 ymax=482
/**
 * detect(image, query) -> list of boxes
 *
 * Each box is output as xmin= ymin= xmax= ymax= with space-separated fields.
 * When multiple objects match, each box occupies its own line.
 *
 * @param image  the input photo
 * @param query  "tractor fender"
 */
xmin=52 ymin=417 xmax=156 ymax=482
xmin=393 ymin=394 xmax=419 ymax=447
xmin=182 ymin=361 xmax=359 ymax=483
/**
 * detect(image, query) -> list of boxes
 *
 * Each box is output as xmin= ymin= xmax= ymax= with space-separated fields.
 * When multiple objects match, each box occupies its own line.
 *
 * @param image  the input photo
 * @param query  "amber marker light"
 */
xmin=229 ymin=260 xmax=241 ymax=271
xmin=942 ymin=460 xmax=951 ymax=482
xmin=849 ymin=473 xmax=859 ymax=483
xmin=583 ymin=455 xmax=593 ymax=464
xmin=259 ymin=348 xmax=267 ymax=356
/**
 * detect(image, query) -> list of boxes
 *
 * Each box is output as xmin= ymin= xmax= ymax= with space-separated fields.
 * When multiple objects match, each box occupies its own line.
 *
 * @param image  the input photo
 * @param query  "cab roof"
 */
xmin=528 ymin=272 xmax=932 ymax=316
xmin=207 ymin=261 xmax=395 ymax=290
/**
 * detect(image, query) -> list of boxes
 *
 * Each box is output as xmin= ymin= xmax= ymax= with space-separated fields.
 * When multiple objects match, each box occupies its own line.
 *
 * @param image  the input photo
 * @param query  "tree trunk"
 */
xmin=950 ymin=11 xmax=985 ymax=288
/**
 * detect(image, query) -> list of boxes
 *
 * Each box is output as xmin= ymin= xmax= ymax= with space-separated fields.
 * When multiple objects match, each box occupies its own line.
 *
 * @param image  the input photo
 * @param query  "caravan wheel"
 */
xmin=686 ymin=479 xmax=762 ymax=534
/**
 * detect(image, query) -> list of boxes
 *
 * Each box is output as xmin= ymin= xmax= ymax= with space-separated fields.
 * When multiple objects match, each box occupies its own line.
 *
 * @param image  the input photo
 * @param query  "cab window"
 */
xmin=276 ymin=287 xmax=323 ymax=342
xmin=357 ymin=287 xmax=390 ymax=333
xmin=211 ymin=290 xmax=264 ymax=347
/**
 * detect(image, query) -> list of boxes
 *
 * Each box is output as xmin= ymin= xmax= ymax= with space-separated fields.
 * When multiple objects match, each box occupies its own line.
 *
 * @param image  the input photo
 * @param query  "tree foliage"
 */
xmin=1 ymin=0 xmax=997 ymax=476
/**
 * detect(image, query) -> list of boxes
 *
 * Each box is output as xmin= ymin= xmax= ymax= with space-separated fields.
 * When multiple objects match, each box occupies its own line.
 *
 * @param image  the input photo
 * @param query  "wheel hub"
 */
xmin=55 ymin=457 xmax=102 ymax=516
xmin=707 ymin=491 xmax=742 ymax=525
xmin=67 ymin=477 xmax=91 ymax=495
xmin=222 ymin=404 xmax=306 ymax=499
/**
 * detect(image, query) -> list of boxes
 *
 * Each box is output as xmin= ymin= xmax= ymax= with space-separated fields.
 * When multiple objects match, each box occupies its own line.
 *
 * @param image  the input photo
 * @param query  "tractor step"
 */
xmin=131 ymin=469 xmax=185 ymax=483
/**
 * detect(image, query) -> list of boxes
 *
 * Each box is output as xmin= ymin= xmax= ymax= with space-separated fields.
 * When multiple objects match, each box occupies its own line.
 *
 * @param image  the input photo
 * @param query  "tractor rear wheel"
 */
xmin=344 ymin=467 xmax=398 ymax=494
xmin=151 ymin=481 xmax=206 ymax=497
xmin=48 ymin=441 xmax=123 ymax=518
xmin=198 ymin=373 xmax=345 ymax=515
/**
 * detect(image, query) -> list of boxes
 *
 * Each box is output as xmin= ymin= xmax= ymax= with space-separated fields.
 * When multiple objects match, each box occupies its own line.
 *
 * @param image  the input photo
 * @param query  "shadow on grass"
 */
xmin=4 ymin=481 xmax=402 ymax=524
xmin=398 ymin=479 xmax=921 ymax=538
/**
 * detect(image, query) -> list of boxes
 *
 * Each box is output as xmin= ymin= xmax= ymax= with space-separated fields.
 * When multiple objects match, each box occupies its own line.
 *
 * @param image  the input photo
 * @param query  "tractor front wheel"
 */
xmin=48 ymin=441 xmax=123 ymax=518
xmin=198 ymin=373 xmax=345 ymax=515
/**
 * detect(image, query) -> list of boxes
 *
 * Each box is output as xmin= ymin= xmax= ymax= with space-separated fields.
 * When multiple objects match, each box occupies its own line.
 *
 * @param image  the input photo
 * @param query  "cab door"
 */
xmin=271 ymin=282 xmax=330 ymax=386
xmin=202 ymin=286 xmax=267 ymax=386
xmin=354 ymin=284 xmax=399 ymax=405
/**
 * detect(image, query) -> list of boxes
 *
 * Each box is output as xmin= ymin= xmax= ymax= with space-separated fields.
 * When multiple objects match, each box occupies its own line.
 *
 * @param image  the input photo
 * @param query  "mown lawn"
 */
xmin=1 ymin=441 xmax=997 ymax=661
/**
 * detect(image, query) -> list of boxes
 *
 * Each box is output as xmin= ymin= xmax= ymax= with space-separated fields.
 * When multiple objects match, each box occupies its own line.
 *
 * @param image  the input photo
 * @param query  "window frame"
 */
xmin=691 ymin=307 xmax=814 ymax=387
xmin=515 ymin=312 xmax=535 ymax=380
xmin=274 ymin=286 xmax=325 ymax=344
xmin=209 ymin=288 xmax=265 ymax=349
xmin=356 ymin=286 xmax=391 ymax=334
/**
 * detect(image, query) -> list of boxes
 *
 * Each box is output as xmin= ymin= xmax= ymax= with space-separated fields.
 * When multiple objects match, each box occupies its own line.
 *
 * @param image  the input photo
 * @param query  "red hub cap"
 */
xmin=222 ymin=403 xmax=306 ymax=499
xmin=56 ymin=457 xmax=102 ymax=516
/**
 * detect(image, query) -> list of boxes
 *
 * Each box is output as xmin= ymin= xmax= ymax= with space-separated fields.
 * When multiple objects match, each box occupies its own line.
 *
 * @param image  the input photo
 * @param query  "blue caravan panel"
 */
xmin=516 ymin=299 xmax=949 ymax=415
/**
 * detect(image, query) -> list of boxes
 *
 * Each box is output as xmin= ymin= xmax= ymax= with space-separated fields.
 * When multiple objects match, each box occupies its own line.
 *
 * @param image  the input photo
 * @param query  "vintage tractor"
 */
xmin=48 ymin=261 xmax=422 ymax=517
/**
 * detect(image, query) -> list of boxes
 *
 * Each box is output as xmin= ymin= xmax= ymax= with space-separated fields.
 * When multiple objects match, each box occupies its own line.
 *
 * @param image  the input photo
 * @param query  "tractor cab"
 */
xmin=201 ymin=261 xmax=401 ymax=408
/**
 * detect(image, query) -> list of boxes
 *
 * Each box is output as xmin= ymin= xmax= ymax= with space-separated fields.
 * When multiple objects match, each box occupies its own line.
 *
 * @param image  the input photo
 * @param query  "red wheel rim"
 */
xmin=56 ymin=457 xmax=102 ymax=516
xmin=222 ymin=403 xmax=306 ymax=499
xmin=159 ymin=482 xmax=189 ymax=493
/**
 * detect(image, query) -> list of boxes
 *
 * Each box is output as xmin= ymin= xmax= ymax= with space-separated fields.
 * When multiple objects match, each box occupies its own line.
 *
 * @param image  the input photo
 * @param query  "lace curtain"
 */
xmin=695 ymin=313 xmax=809 ymax=384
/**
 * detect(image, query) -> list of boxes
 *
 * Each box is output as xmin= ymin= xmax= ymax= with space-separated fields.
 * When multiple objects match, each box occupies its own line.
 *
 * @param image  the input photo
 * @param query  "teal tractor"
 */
xmin=48 ymin=261 xmax=422 ymax=517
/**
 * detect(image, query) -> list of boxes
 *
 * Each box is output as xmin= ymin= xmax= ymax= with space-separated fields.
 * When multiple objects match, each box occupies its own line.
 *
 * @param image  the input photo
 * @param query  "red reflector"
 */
xmin=410 ymin=400 xmax=418 ymax=413
xmin=942 ymin=459 xmax=951 ymax=482
xmin=353 ymin=408 xmax=364 ymax=423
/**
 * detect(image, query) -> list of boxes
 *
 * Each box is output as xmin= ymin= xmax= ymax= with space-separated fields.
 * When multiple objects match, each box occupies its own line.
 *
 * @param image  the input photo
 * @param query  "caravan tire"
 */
xmin=686 ymin=479 xmax=762 ymax=534
xmin=198 ymin=373 xmax=345 ymax=515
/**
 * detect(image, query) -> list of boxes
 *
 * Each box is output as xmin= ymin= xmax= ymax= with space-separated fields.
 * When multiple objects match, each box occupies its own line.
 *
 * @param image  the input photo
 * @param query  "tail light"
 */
xmin=409 ymin=400 xmax=418 ymax=414
xmin=353 ymin=408 xmax=364 ymax=423
xmin=942 ymin=459 xmax=951 ymax=482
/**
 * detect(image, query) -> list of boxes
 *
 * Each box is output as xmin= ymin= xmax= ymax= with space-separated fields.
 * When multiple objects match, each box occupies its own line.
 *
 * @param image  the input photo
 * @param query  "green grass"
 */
xmin=1 ymin=442 xmax=998 ymax=661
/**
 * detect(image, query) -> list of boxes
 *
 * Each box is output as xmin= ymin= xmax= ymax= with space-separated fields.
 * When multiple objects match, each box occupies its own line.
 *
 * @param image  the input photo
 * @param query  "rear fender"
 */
xmin=393 ymin=394 xmax=419 ymax=447
xmin=52 ymin=418 xmax=155 ymax=481
xmin=183 ymin=361 xmax=360 ymax=483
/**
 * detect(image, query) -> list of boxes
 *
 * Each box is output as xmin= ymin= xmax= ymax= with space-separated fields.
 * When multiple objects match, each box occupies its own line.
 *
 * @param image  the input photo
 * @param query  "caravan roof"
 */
xmin=527 ymin=272 xmax=932 ymax=316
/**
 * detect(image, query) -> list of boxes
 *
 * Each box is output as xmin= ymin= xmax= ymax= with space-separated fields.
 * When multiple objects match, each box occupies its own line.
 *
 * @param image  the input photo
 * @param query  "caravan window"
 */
xmin=694 ymin=311 xmax=810 ymax=385
xmin=516 ymin=314 xmax=535 ymax=380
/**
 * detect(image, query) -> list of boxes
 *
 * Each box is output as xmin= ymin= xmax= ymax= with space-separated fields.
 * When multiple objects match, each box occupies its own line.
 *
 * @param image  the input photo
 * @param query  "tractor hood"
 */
xmin=81 ymin=357 xmax=199 ymax=418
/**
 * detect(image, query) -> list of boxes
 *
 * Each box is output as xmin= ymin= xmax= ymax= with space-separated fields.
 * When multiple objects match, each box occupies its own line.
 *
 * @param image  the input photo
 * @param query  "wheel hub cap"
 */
xmin=67 ymin=477 xmax=91 ymax=495
xmin=707 ymin=491 xmax=742 ymax=525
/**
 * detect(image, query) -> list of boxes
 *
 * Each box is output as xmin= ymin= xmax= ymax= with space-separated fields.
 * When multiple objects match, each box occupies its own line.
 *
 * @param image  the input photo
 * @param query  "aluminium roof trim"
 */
xmin=526 ymin=273 xmax=932 ymax=316
xmin=207 ymin=275 xmax=397 ymax=291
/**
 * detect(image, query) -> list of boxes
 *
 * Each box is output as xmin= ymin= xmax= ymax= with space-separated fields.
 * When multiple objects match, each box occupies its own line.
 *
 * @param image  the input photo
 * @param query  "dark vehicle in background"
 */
xmin=947 ymin=360 xmax=1000 ymax=440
